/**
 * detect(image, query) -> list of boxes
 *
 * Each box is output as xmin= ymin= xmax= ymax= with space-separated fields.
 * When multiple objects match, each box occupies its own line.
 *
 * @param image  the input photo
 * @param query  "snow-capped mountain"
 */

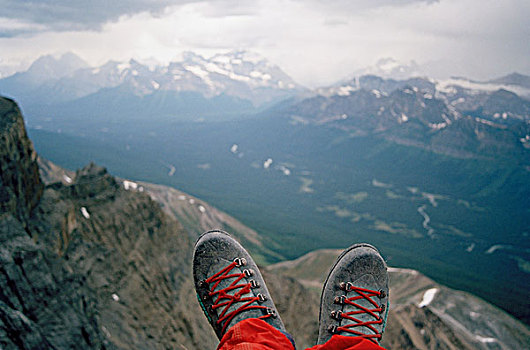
xmin=317 ymin=74 xmax=436 ymax=97
xmin=489 ymin=72 xmax=530 ymax=89
xmin=0 ymin=53 xmax=89 ymax=104
xmin=436 ymin=75 xmax=530 ymax=100
xmin=347 ymin=57 xmax=423 ymax=80
xmin=0 ymin=51 xmax=305 ymax=107
xmin=2 ymin=51 xmax=529 ymax=130
xmin=317 ymin=72 xmax=530 ymax=129
xmin=177 ymin=51 xmax=301 ymax=95
xmin=24 ymin=53 xmax=89 ymax=83
xmin=64 ymin=50 xmax=304 ymax=103
xmin=289 ymin=73 xmax=530 ymax=159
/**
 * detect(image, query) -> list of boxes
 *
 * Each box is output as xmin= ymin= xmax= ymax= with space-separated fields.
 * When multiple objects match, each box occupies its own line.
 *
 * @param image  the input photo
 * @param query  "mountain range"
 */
xmin=1 ymin=51 xmax=529 ymax=142
xmin=2 ymin=96 xmax=529 ymax=349
xmin=0 ymin=51 xmax=304 ymax=108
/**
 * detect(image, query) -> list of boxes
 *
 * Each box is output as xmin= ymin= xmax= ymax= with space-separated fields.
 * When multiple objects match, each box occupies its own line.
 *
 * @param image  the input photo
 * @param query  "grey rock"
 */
xmin=0 ymin=97 xmax=43 ymax=225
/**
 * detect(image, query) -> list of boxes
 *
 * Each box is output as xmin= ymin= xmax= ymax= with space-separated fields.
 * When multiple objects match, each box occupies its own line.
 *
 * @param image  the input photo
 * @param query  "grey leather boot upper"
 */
xmin=193 ymin=230 xmax=287 ymax=339
xmin=317 ymin=243 xmax=389 ymax=345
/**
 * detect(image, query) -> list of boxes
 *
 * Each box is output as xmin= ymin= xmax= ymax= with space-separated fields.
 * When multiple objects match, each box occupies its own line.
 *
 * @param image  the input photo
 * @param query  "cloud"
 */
xmin=0 ymin=17 xmax=47 ymax=38
xmin=293 ymin=0 xmax=438 ymax=12
xmin=0 ymin=0 xmax=201 ymax=36
xmin=0 ymin=0 xmax=438 ymax=37
xmin=194 ymin=0 xmax=260 ymax=18
xmin=0 ymin=0 xmax=528 ymax=86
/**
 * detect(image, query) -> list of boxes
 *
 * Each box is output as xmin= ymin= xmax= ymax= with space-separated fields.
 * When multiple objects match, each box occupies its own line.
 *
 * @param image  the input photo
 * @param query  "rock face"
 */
xmin=0 ymin=214 xmax=106 ymax=349
xmin=0 ymin=97 xmax=212 ymax=349
xmin=0 ymin=97 xmax=43 ymax=225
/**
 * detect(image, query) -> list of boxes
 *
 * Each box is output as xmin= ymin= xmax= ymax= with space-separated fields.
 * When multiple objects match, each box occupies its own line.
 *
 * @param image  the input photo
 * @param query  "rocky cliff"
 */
xmin=0 ymin=96 xmax=212 ymax=349
xmin=0 ymin=97 xmax=43 ymax=226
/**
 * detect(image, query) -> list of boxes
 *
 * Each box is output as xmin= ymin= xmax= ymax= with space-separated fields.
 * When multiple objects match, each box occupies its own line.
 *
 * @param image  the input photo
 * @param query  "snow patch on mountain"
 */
xmin=388 ymin=267 xmax=418 ymax=275
xmin=263 ymin=158 xmax=273 ymax=169
xmin=123 ymin=180 xmax=138 ymax=190
xmin=429 ymin=122 xmax=447 ymax=130
xmin=475 ymin=335 xmax=497 ymax=343
xmin=436 ymin=77 xmax=530 ymax=98
xmin=80 ymin=207 xmax=91 ymax=219
xmin=418 ymin=288 xmax=438 ymax=308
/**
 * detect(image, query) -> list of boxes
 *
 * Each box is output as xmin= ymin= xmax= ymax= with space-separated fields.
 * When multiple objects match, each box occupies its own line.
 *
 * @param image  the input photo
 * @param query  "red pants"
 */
xmin=217 ymin=319 xmax=386 ymax=350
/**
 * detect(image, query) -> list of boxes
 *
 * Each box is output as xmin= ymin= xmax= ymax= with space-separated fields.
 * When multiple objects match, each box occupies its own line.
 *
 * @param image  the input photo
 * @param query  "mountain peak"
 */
xmin=490 ymin=72 xmax=530 ymax=88
xmin=181 ymin=51 xmax=206 ymax=63
xmin=27 ymin=52 xmax=88 ymax=81
xmin=346 ymin=57 xmax=423 ymax=81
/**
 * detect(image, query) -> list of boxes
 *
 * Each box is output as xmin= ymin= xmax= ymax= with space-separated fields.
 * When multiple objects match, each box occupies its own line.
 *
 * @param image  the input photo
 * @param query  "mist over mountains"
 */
xmin=1 ymin=51 xmax=529 ymax=328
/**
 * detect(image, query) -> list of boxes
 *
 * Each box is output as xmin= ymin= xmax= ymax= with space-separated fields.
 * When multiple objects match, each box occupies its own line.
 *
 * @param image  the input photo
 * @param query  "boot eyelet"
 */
xmin=380 ymin=304 xmax=386 ymax=313
xmin=378 ymin=290 xmax=387 ymax=298
xmin=234 ymin=257 xmax=247 ymax=267
xmin=328 ymin=325 xmax=337 ymax=334
xmin=198 ymin=280 xmax=209 ymax=289
xmin=257 ymin=293 xmax=267 ymax=303
xmin=334 ymin=295 xmax=346 ymax=304
xmin=330 ymin=310 xmax=342 ymax=320
xmin=243 ymin=269 xmax=254 ymax=278
xmin=266 ymin=308 xmax=277 ymax=317
xmin=250 ymin=280 xmax=260 ymax=288
xmin=339 ymin=282 xmax=353 ymax=291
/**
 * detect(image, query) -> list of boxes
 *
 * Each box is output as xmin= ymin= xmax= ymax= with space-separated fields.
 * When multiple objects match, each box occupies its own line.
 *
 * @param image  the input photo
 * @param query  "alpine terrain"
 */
xmin=1 ymin=52 xmax=529 ymax=332
xmin=2 ymin=96 xmax=529 ymax=349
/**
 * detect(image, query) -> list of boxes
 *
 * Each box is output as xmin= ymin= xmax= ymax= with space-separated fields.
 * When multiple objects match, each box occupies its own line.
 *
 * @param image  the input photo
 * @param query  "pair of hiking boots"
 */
xmin=193 ymin=230 xmax=389 ymax=346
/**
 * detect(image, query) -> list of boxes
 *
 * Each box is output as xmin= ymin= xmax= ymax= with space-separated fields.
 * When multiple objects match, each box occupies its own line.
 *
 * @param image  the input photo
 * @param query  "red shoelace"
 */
xmin=330 ymin=283 xmax=385 ymax=343
xmin=205 ymin=258 xmax=273 ymax=335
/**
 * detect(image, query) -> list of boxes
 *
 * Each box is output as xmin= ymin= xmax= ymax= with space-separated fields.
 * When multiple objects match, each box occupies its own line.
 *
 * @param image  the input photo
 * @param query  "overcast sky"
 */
xmin=0 ymin=0 xmax=528 ymax=87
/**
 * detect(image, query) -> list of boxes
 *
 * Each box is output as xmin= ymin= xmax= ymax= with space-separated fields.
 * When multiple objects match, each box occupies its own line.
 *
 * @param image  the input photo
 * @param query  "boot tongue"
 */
xmin=342 ymin=274 xmax=381 ymax=336
xmin=207 ymin=258 xmax=262 ymax=330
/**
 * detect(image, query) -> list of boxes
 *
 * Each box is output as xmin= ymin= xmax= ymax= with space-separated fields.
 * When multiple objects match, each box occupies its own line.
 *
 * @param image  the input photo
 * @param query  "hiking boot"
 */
xmin=317 ymin=243 xmax=389 ymax=345
xmin=193 ymin=230 xmax=287 ymax=339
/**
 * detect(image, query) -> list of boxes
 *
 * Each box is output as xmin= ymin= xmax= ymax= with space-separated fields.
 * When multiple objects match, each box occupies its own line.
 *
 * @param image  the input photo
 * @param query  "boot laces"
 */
xmin=330 ymin=282 xmax=385 ymax=343
xmin=204 ymin=258 xmax=273 ymax=334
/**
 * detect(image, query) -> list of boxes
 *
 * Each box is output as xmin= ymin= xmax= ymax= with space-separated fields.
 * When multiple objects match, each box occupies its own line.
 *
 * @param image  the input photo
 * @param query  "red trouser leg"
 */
xmin=217 ymin=318 xmax=295 ymax=350
xmin=306 ymin=335 xmax=386 ymax=350
xmin=217 ymin=319 xmax=387 ymax=350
